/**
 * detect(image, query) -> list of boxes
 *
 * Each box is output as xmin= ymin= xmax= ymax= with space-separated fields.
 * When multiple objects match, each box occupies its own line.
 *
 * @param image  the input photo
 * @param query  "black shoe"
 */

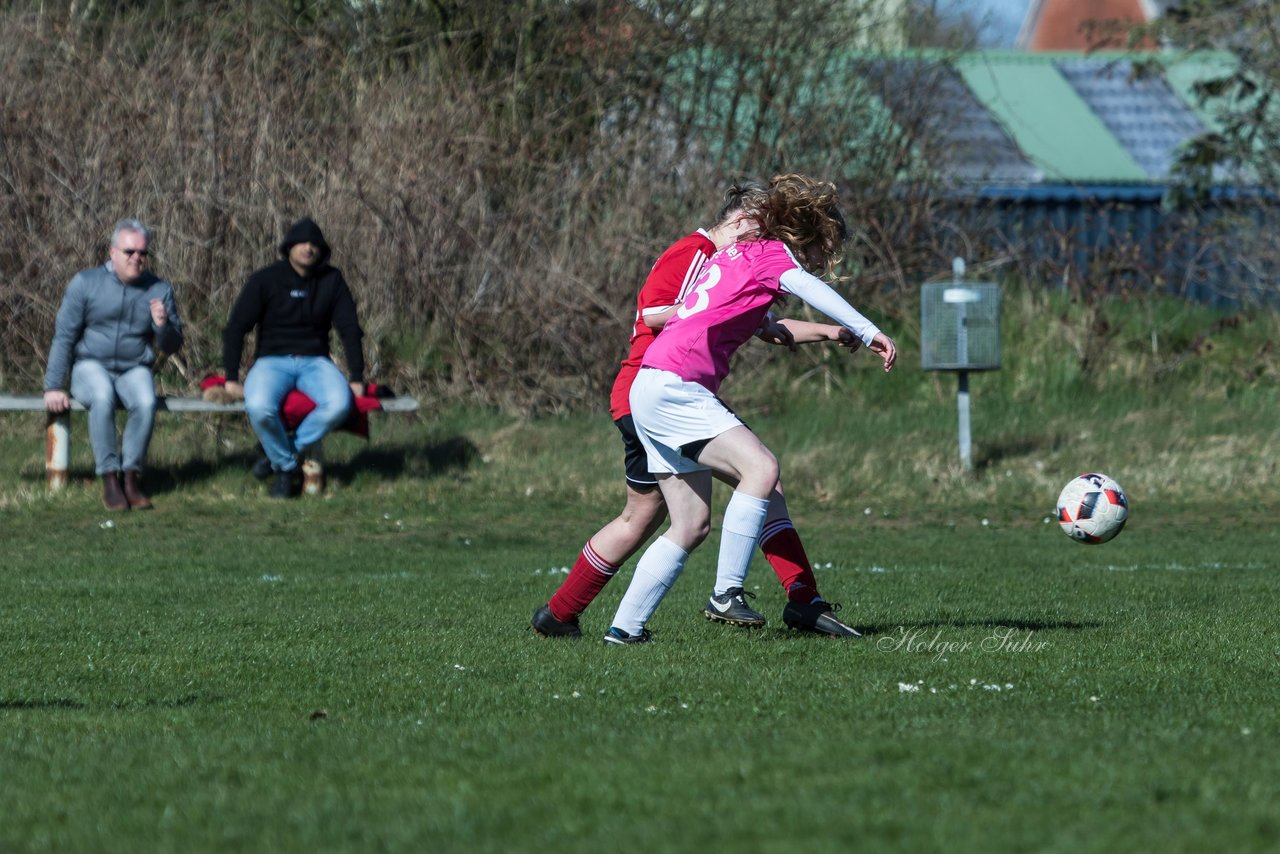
xmin=122 ymin=470 xmax=153 ymax=510
xmin=603 ymin=626 xmax=653 ymax=645
xmin=101 ymin=471 xmax=129 ymax=512
xmin=703 ymin=587 xmax=767 ymax=627
xmin=250 ymin=446 xmax=272 ymax=480
xmin=269 ymin=469 xmax=302 ymax=499
xmin=782 ymin=600 xmax=862 ymax=638
xmin=532 ymin=605 xmax=582 ymax=639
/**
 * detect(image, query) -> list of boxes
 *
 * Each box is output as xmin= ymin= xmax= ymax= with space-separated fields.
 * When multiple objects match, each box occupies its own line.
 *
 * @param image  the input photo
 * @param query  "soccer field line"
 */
xmin=1100 ymin=561 xmax=1271 ymax=572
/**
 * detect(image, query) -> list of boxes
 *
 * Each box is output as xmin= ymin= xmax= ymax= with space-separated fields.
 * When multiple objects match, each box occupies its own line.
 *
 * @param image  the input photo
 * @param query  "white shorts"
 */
xmin=629 ymin=368 xmax=744 ymax=475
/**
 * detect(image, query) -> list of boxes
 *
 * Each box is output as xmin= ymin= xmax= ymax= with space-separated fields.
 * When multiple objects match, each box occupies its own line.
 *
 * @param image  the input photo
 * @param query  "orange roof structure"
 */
xmin=1017 ymin=0 xmax=1157 ymax=51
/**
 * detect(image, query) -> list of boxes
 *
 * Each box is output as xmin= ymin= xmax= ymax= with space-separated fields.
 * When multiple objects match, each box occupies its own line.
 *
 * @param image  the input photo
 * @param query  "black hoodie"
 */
xmin=222 ymin=218 xmax=365 ymax=383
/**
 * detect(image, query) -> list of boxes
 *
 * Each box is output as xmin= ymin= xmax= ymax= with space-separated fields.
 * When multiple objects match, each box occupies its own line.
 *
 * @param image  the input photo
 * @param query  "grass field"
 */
xmin=2 ymin=291 xmax=1279 ymax=851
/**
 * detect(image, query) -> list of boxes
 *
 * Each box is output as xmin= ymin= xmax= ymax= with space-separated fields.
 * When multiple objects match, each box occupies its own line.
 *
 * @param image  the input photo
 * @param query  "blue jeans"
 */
xmin=69 ymin=360 xmax=157 ymax=475
xmin=243 ymin=356 xmax=352 ymax=472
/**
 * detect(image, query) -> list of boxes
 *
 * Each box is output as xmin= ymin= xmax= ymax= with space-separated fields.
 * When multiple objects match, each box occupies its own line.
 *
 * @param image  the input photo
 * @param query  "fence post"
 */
xmin=302 ymin=442 xmax=325 ymax=495
xmin=46 ymin=412 xmax=70 ymax=491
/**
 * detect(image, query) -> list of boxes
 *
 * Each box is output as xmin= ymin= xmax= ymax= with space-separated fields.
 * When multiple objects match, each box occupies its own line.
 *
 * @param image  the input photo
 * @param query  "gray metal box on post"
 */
xmin=921 ymin=283 xmax=1001 ymax=371
xmin=921 ymin=259 xmax=1001 ymax=469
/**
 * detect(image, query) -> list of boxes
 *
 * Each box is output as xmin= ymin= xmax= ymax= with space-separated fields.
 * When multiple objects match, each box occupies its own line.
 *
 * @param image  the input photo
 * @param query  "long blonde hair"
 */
xmin=744 ymin=174 xmax=847 ymax=275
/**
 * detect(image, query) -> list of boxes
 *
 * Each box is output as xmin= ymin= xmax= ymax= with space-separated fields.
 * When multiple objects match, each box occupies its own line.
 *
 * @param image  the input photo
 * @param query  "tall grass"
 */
xmin=3 ymin=286 xmax=1275 ymax=516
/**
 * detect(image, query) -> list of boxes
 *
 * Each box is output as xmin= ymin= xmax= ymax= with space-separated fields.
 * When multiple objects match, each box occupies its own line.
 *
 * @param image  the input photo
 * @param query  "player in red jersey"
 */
xmin=532 ymin=182 xmax=865 ymax=639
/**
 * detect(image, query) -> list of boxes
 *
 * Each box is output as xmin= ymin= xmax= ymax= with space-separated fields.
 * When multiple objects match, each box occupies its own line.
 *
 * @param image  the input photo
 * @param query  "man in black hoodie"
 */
xmin=222 ymin=218 xmax=365 ymax=498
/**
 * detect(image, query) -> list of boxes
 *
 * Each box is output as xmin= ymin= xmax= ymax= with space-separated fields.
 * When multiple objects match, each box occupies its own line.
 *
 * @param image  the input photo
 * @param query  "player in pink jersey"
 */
xmin=533 ymin=183 xmax=866 ymax=639
xmin=604 ymin=174 xmax=896 ymax=644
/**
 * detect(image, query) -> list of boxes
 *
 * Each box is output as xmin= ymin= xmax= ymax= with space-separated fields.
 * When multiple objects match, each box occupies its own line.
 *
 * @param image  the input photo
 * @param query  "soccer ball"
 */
xmin=1056 ymin=473 xmax=1128 ymax=544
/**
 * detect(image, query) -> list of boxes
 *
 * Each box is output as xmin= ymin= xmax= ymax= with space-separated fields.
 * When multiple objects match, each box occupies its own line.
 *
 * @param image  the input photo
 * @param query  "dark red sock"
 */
xmin=547 ymin=540 xmax=620 ymax=622
xmin=759 ymin=520 xmax=820 ymax=604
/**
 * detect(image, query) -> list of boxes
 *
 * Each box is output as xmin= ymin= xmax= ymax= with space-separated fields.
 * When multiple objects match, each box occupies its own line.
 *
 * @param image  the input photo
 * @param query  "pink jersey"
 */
xmin=608 ymin=231 xmax=714 ymax=419
xmin=642 ymin=239 xmax=800 ymax=393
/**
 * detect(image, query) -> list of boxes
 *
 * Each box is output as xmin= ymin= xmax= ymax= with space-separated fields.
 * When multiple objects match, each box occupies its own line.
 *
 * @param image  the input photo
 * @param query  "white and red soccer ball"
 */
xmin=1057 ymin=473 xmax=1128 ymax=544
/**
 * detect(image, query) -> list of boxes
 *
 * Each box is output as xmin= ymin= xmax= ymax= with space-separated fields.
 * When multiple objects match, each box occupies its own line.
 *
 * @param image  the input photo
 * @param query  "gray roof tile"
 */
xmin=1055 ymin=58 xmax=1209 ymax=179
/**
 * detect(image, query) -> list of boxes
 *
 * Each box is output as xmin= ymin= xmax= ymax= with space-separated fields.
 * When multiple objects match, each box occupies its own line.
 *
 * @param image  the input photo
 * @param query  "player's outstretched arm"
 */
xmin=777 ymin=319 xmax=865 ymax=348
xmin=756 ymin=316 xmax=798 ymax=351
xmin=779 ymin=269 xmax=878 ymax=344
xmin=776 ymin=269 xmax=895 ymax=372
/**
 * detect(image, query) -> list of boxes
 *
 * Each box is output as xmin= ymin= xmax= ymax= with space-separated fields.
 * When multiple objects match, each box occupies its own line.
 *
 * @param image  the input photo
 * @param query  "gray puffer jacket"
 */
xmin=43 ymin=263 xmax=184 ymax=390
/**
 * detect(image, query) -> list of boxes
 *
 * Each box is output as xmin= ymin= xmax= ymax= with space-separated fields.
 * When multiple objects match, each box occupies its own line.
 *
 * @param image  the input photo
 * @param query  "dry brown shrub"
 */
xmin=0 ymin=2 xmax=726 ymax=409
xmin=11 ymin=2 xmax=1257 ymax=413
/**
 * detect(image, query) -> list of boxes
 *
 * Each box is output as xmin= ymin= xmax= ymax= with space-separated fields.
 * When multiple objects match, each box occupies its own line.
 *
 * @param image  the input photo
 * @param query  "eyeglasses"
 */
xmin=119 ymin=248 xmax=149 ymax=258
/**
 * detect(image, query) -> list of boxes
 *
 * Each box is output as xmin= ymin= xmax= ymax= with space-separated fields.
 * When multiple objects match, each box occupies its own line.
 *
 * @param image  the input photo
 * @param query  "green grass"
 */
xmin=1 ymin=493 xmax=1277 ymax=852
xmin=2 ymin=291 xmax=1279 ymax=851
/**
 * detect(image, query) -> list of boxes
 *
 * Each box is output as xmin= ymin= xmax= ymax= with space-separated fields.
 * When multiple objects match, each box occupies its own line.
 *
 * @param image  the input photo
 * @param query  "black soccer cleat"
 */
xmin=703 ymin=587 xmax=767 ymax=627
xmin=532 ymin=604 xmax=582 ymax=639
xmin=782 ymin=600 xmax=862 ymax=638
xmin=603 ymin=626 xmax=653 ymax=645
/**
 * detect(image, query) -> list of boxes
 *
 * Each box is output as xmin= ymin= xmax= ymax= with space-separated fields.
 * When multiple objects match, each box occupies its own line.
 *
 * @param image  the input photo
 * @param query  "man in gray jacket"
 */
xmin=43 ymin=219 xmax=184 ymax=510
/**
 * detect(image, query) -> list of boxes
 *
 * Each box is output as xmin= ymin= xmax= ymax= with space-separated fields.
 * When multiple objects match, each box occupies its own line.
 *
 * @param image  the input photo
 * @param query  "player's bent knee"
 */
xmin=669 ymin=517 xmax=711 ymax=549
xmin=742 ymin=452 xmax=779 ymax=496
xmin=619 ymin=506 xmax=664 ymax=535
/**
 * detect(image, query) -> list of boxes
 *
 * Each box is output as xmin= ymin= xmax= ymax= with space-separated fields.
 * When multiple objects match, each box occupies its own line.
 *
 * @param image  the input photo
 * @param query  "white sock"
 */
xmin=714 ymin=492 xmax=770 ymax=596
xmin=610 ymin=536 xmax=689 ymax=634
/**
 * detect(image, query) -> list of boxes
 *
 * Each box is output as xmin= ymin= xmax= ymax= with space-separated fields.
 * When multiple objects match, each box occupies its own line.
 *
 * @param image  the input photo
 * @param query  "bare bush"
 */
xmin=0 ymin=3 xmax=727 ymax=405
xmin=3 ymin=1 xmax=1261 ymax=411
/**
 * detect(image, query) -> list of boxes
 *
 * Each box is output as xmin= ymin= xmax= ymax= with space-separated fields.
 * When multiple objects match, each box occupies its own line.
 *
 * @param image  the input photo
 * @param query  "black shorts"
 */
xmin=614 ymin=415 xmax=659 ymax=492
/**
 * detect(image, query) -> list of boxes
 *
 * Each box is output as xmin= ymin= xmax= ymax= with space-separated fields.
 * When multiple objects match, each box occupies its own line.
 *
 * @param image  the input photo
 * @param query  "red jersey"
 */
xmin=608 ymin=230 xmax=714 ymax=419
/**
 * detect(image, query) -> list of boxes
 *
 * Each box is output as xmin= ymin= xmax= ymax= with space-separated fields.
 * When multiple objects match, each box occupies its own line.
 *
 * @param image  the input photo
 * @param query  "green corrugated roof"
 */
xmin=956 ymin=53 xmax=1147 ymax=183
xmin=662 ymin=47 xmax=1260 ymax=189
xmin=1161 ymin=51 xmax=1238 ymax=134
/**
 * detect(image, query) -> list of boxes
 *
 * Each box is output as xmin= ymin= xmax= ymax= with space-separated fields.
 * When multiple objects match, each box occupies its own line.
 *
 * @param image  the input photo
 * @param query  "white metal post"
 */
xmin=46 ymin=412 xmax=70 ymax=491
xmin=302 ymin=442 xmax=325 ymax=495
xmin=952 ymin=257 xmax=973 ymax=471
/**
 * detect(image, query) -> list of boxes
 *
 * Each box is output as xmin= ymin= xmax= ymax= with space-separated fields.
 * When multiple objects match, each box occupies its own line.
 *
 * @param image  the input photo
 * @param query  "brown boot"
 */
xmin=102 ymin=472 xmax=129 ymax=511
xmin=122 ymin=470 xmax=153 ymax=510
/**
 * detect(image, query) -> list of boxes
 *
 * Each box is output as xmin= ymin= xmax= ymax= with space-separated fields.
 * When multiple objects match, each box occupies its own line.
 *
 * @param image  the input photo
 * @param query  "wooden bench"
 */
xmin=0 ymin=393 xmax=419 ymax=495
